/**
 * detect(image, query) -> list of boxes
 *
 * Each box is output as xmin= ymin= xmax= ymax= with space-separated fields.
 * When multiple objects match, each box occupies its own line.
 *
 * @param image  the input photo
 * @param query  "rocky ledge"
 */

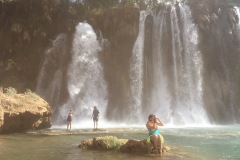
xmin=0 ymin=88 xmax=52 ymax=134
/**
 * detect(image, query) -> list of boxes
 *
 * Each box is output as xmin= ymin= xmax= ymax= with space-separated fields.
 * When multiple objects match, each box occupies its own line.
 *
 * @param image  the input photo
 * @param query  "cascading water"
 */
xmin=35 ymin=2 xmax=240 ymax=126
xmin=129 ymin=10 xmax=150 ymax=123
xmin=149 ymin=6 xmax=172 ymax=122
xmin=131 ymin=3 xmax=209 ymax=125
xmin=37 ymin=23 xmax=108 ymax=126
xmin=234 ymin=6 xmax=240 ymax=36
xmin=36 ymin=33 xmax=68 ymax=113
xmin=173 ymin=4 xmax=208 ymax=124
xmin=57 ymin=23 xmax=108 ymax=125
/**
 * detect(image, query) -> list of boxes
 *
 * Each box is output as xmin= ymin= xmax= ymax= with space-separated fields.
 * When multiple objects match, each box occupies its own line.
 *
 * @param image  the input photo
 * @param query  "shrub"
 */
xmin=4 ymin=87 xmax=17 ymax=96
xmin=24 ymin=89 xmax=39 ymax=100
xmin=99 ymin=136 xmax=126 ymax=150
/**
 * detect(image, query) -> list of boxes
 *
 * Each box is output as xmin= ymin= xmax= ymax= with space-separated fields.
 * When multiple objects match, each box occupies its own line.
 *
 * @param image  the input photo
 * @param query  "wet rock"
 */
xmin=210 ymin=13 xmax=218 ymax=24
xmin=198 ymin=14 xmax=210 ymax=31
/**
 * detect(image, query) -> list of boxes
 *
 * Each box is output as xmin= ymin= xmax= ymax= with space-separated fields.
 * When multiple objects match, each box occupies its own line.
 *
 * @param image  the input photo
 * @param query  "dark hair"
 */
xmin=148 ymin=114 xmax=154 ymax=121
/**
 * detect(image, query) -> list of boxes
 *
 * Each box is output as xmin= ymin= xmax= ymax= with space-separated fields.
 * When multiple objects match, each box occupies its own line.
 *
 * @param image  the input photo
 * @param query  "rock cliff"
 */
xmin=0 ymin=88 xmax=52 ymax=133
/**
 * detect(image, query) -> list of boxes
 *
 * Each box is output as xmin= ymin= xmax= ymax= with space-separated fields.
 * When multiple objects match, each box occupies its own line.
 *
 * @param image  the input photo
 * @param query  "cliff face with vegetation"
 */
xmin=1 ymin=0 xmax=240 ymax=124
xmin=0 ymin=0 xmax=139 ymax=93
xmin=0 ymin=0 xmax=85 ymax=92
xmin=1 ymin=0 xmax=238 ymax=92
xmin=0 ymin=0 xmax=141 ymax=121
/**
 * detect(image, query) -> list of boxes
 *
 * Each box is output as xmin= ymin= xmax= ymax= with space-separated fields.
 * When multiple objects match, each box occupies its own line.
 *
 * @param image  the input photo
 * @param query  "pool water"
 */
xmin=0 ymin=125 xmax=239 ymax=160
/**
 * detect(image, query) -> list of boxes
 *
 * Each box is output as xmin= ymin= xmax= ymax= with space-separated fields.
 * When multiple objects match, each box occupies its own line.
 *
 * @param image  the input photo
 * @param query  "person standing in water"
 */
xmin=67 ymin=109 xmax=73 ymax=130
xmin=92 ymin=106 xmax=99 ymax=129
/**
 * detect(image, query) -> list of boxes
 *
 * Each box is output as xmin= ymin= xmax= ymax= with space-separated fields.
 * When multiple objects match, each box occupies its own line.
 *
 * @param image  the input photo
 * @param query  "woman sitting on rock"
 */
xmin=146 ymin=114 xmax=164 ymax=156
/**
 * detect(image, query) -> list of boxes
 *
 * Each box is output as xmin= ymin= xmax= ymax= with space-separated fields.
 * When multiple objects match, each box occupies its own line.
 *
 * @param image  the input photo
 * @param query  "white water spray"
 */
xmin=130 ymin=10 xmax=151 ymax=123
xmin=36 ymin=33 xmax=68 ymax=112
xmin=58 ymin=23 xmax=108 ymax=124
xmin=150 ymin=6 xmax=173 ymax=121
xmin=174 ymin=4 xmax=208 ymax=124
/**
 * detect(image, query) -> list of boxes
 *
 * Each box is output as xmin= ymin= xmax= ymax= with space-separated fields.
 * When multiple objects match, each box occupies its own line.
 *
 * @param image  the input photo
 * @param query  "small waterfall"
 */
xmin=234 ymin=7 xmax=240 ymax=29
xmin=36 ymin=23 xmax=107 ymax=125
xmin=150 ymin=6 xmax=172 ymax=121
xmin=36 ymin=33 xmax=68 ymax=113
xmin=58 ymin=23 xmax=108 ymax=124
xmin=170 ymin=5 xmax=183 ymax=99
xmin=133 ymin=3 xmax=210 ymax=125
xmin=129 ymin=10 xmax=150 ymax=123
xmin=173 ymin=4 xmax=208 ymax=124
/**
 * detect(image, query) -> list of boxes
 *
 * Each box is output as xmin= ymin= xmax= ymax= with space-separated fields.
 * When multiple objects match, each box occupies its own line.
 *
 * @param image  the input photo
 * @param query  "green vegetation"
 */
xmin=2 ymin=87 xmax=39 ymax=101
xmin=97 ymin=136 xmax=126 ymax=150
xmin=23 ymin=89 xmax=39 ymax=100
xmin=4 ymin=87 xmax=17 ymax=96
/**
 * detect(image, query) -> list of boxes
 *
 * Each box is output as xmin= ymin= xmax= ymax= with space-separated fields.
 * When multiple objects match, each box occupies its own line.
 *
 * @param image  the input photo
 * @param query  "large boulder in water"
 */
xmin=0 ymin=88 xmax=52 ymax=134
xmin=79 ymin=136 xmax=170 ymax=155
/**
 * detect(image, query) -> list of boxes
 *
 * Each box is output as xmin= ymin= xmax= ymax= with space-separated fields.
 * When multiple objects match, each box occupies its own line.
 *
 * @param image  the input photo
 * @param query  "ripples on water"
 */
xmin=0 ymin=125 xmax=239 ymax=160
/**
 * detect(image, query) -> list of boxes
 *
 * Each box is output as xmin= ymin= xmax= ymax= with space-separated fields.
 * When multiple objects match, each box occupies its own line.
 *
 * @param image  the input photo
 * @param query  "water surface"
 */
xmin=0 ymin=125 xmax=239 ymax=160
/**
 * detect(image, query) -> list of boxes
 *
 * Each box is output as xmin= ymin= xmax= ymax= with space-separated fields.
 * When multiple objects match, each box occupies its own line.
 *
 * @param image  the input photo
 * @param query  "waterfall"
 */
xmin=130 ymin=3 xmax=209 ymax=125
xmin=149 ymin=6 xmax=172 ymax=122
xmin=36 ymin=33 xmax=68 ymax=113
xmin=173 ymin=4 xmax=208 ymax=124
xmin=36 ymin=3 xmax=240 ymax=126
xmin=129 ymin=10 xmax=150 ymax=123
xmin=37 ymin=23 xmax=107 ymax=125
xmin=58 ymin=23 xmax=108 ymax=125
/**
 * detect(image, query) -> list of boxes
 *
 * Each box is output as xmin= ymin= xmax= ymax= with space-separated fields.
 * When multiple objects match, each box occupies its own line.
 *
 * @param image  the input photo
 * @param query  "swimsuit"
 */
xmin=148 ymin=128 xmax=160 ymax=136
xmin=67 ymin=114 xmax=72 ymax=122
xmin=93 ymin=109 xmax=99 ymax=121
xmin=147 ymin=123 xmax=164 ymax=144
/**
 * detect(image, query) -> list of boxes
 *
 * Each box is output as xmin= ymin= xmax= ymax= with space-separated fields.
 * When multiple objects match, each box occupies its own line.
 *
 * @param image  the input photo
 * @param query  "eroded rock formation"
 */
xmin=0 ymin=90 xmax=52 ymax=133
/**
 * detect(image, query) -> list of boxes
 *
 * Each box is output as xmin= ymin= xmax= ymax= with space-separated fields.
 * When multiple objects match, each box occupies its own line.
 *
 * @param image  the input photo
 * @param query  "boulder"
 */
xmin=0 ymin=89 xmax=52 ymax=133
xmin=79 ymin=136 xmax=170 ymax=155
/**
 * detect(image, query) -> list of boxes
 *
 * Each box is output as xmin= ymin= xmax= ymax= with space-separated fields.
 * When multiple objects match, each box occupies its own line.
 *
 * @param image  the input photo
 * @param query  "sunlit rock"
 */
xmin=79 ymin=136 xmax=170 ymax=155
xmin=0 ymin=88 xmax=52 ymax=134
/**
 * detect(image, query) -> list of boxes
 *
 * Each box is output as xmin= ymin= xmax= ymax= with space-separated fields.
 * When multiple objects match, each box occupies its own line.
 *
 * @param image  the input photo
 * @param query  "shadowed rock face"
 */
xmin=0 ymin=92 xmax=52 ymax=134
